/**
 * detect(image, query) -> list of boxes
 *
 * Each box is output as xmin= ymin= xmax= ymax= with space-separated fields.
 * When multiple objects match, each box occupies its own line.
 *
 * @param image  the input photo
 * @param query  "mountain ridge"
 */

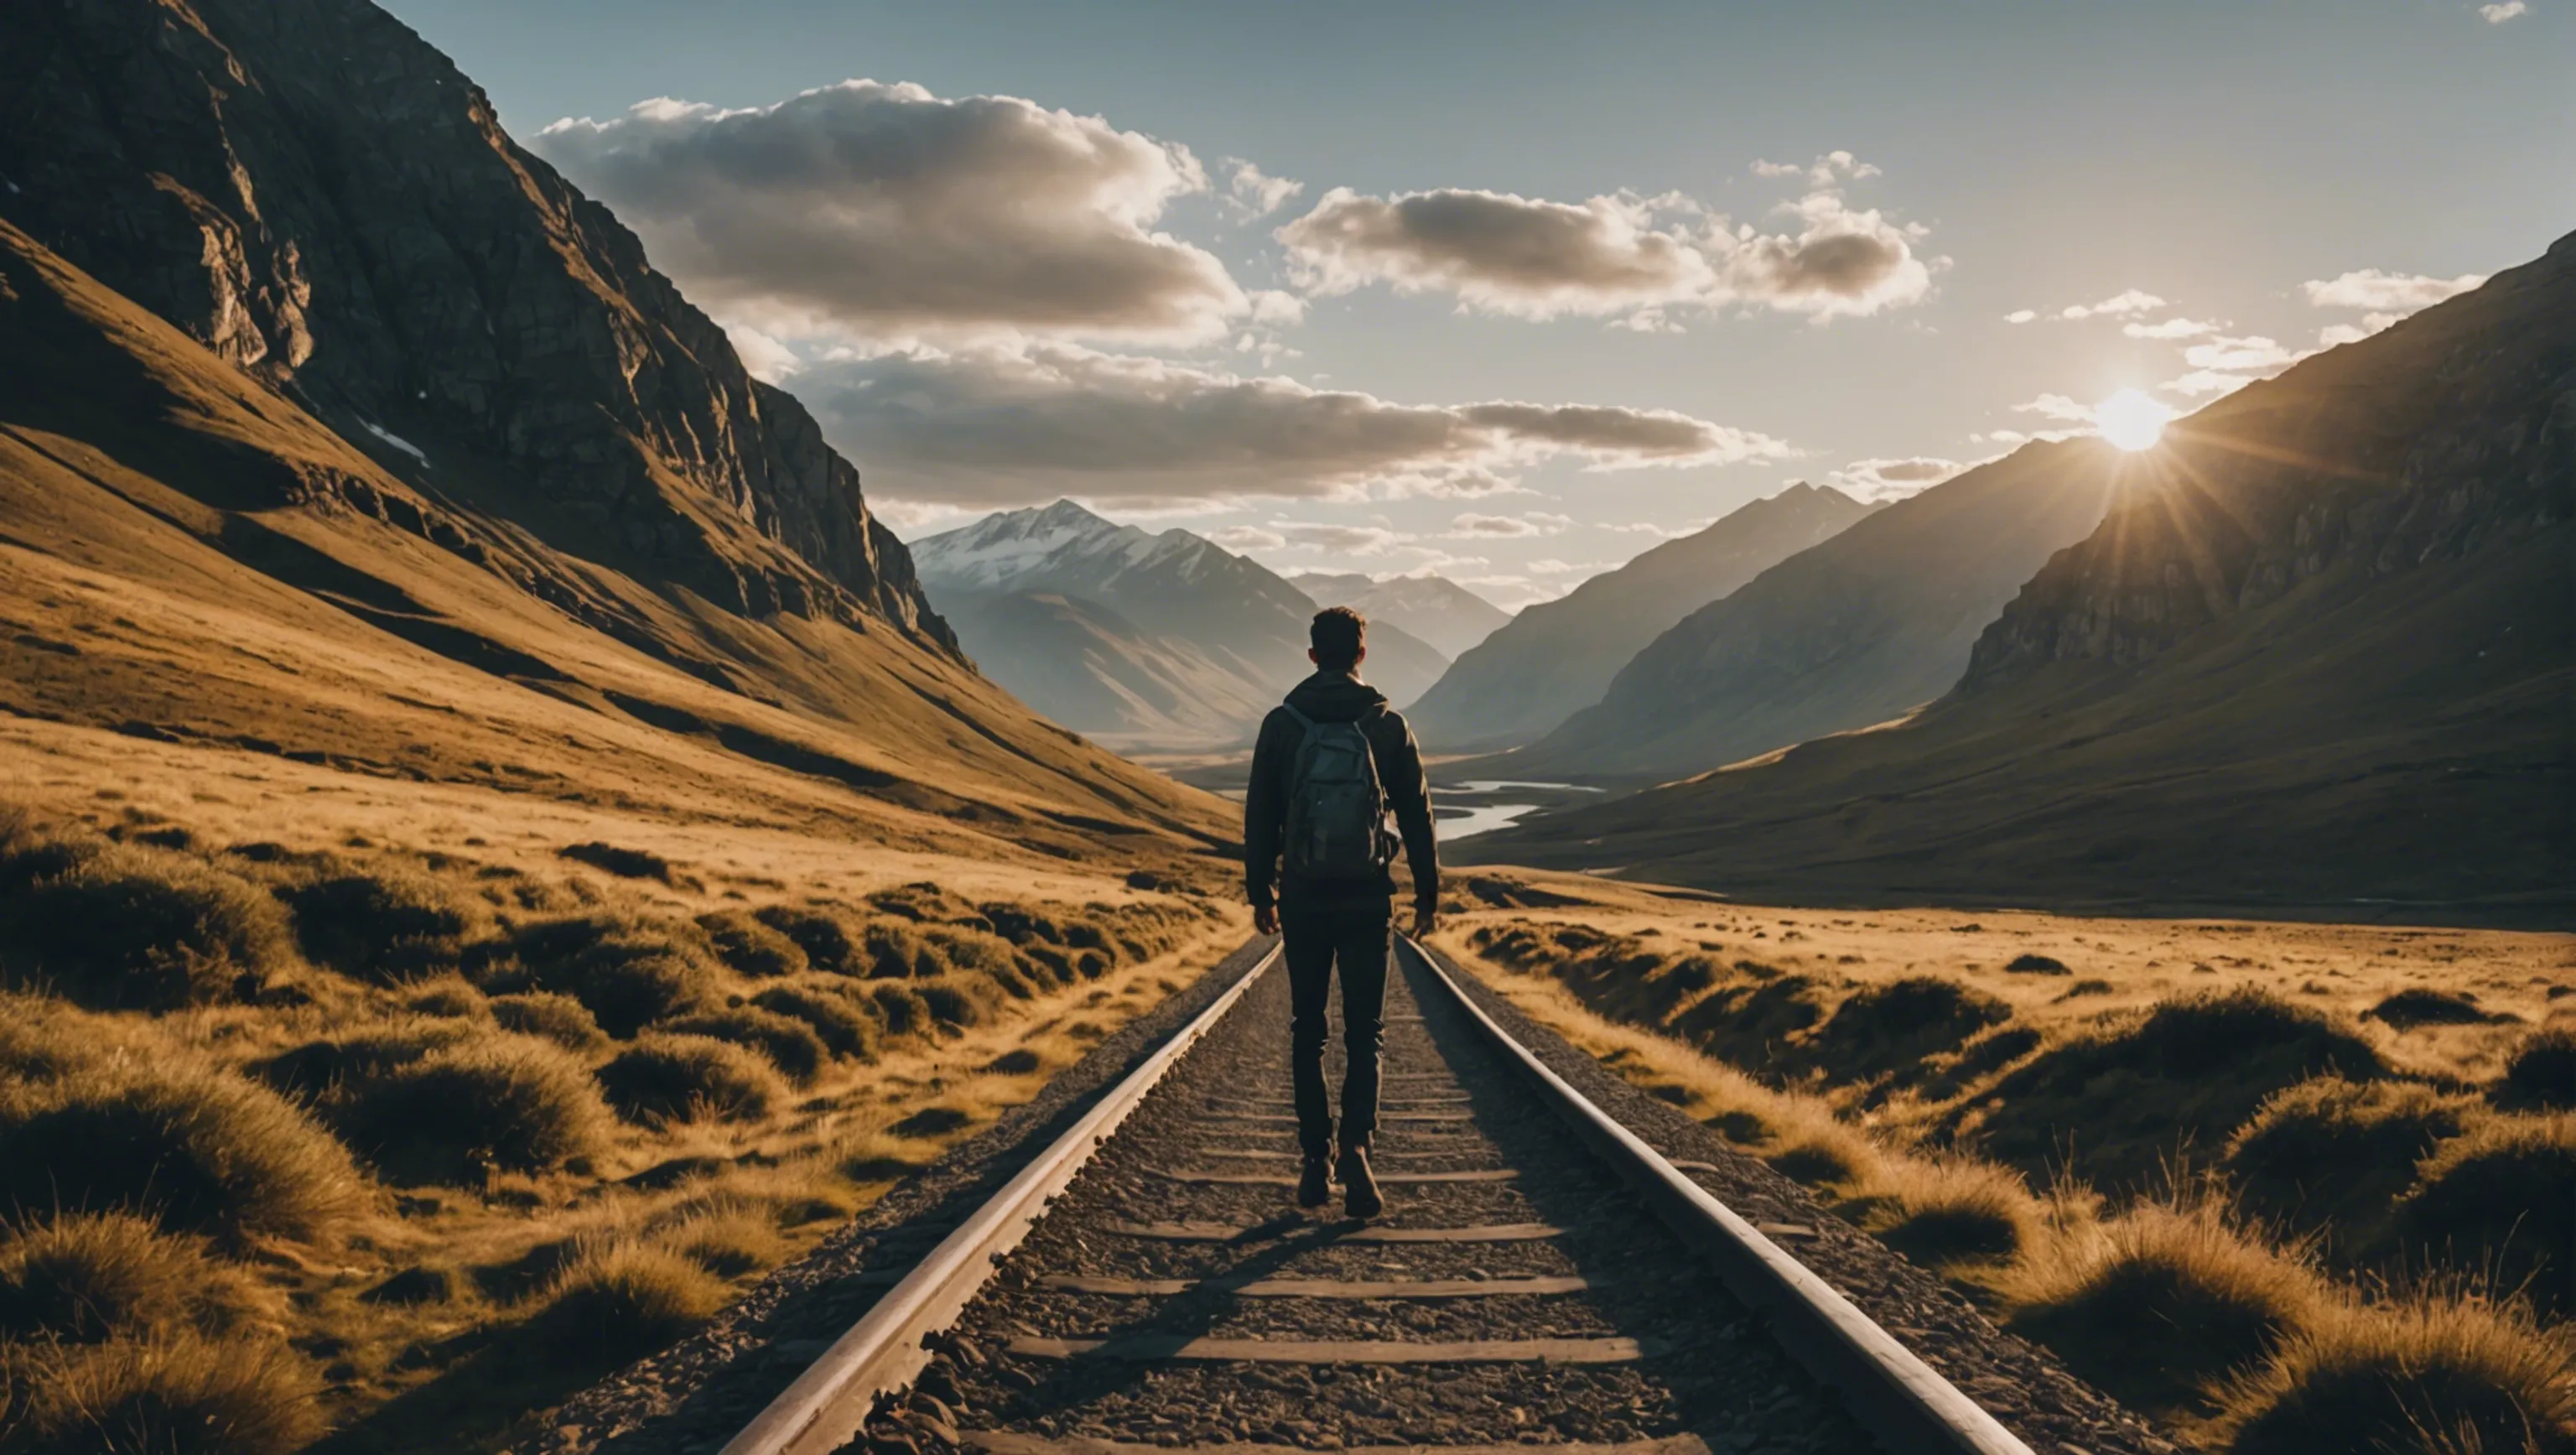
xmin=1288 ymin=570 xmax=1512 ymax=659
xmin=1405 ymin=483 xmax=1880 ymax=753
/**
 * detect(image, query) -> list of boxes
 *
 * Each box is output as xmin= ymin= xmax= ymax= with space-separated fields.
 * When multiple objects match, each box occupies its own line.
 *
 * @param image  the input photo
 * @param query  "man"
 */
xmin=1243 ymin=606 xmax=1439 ymax=1219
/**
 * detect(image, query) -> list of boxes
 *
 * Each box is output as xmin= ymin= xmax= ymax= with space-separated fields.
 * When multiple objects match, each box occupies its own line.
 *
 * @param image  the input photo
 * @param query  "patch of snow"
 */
xmin=361 ymin=421 xmax=428 ymax=466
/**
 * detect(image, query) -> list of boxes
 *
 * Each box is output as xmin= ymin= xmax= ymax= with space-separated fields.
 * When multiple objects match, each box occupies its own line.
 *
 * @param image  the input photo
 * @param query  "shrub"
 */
xmin=283 ymin=865 xmax=486 ymax=982
xmin=255 ymin=1020 xmax=479 ymax=1101
xmin=1966 ymin=989 xmax=2386 ymax=1194
xmin=662 ymin=1009 xmax=828 ymax=1085
xmin=0 ymin=840 xmax=293 ymax=1010
xmin=489 ymin=990 xmax=608 ymax=1052
xmin=2 ymin=1334 xmax=321 ymax=1455
xmin=2393 ymin=1113 xmax=2575 ymax=1317
xmin=1861 ymin=1159 xmax=2043 ymax=1270
xmin=2225 ymin=1078 xmax=2475 ymax=1248
xmin=916 ymin=974 xmax=1005 ymax=1030
xmin=338 ymin=1036 xmax=610 ymax=1185
xmin=0 ymin=1060 xmax=358 ymax=1245
xmin=753 ymin=904 xmax=865 ymax=975
xmin=2211 ymin=1297 xmax=2576 ymax=1455
xmin=751 ymin=982 xmax=880 ymax=1062
xmin=523 ymin=1240 xmax=726 ymax=1372
xmin=869 ymin=983 xmax=930 ymax=1038
xmin=504 ymin=916 xmax=719 ymax=1037
xmin=2367 ymin=988 xmax=2503 ymax=1030
xmin=2494 ymin=1026 xmax=2575 ymax=1111
xmin=1796 ymin=976 xmax=2012 ymax=1083
xmin=860 ymin=920 xmax=933 ymax=979
xmin=2005 ymin=954 xmax=2071 ymax=975
xmin=2000 ymin=1200 xmax=2326 ymax=1418
xmin=595 ymin=1034 xmax=780 ymax=1125
xmin=556 ymin=841 xmax=673 ymax=881
xmin=695 ymin=910 xmax=808 ymax=978
xmin=0 ymin=1212 xmax=252 ymax=1342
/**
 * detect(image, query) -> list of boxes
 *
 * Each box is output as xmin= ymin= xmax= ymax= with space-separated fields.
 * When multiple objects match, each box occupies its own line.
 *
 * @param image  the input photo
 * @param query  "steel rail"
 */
xmin=1402 ymin=935 xmax=2034 ymax=1455
xmin=721 ymin=945 xmax=1282 ymax=1455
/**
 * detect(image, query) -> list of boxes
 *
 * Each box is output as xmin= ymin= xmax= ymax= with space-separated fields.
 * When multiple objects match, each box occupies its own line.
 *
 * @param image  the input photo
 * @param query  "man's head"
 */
xmin=1308 ymin=606 xmax=1366 ymax=674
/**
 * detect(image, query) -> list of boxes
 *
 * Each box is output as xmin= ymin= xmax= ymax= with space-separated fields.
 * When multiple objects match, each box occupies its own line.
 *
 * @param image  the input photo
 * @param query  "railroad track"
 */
xmin=719 ymin=938 xmax=2046 ymax=1455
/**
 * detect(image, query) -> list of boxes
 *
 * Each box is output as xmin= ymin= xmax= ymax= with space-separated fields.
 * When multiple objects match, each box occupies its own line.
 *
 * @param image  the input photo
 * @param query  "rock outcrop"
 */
xmin=0 ymin=0 xmax=951 ymax=645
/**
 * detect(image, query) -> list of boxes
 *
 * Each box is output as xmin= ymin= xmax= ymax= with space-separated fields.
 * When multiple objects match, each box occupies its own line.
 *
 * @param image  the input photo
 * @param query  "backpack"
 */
xmin=1279 ymin=703 xmax=1397 ymax=881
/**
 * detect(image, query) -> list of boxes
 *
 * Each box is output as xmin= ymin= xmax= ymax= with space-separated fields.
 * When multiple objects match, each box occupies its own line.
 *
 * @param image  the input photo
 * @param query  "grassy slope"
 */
xmin=0 ymin=221 xmax=1233 ymax=881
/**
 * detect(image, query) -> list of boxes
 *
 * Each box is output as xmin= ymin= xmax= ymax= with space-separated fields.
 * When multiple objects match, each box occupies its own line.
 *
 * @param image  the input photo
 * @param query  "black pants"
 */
xmin=1280 ymin=895 xmax=1391 ymax=1156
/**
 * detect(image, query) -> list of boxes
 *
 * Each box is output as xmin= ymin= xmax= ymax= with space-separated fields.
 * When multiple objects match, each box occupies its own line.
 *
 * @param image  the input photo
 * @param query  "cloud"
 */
xmin=724 ymin=322 xmax=804 ymax=382
xmin=1275 ymin=171 xmax=1931 ymax=323
xmin=1447 ymin=511 xmax=1572 ymax=538
xmin=1203 ymin=524 xmax=1287 ymax=551
xmin=2013 ymin=393 xmax=2100 ymax=424
xmin=2122 ymin=316 xmax=2223 ymax=340
xmin=1269 ymin=522 xmax=1401 ymax=554
xmin=2181 ymin=334 xmax=2300 ymax=372
xmin=2317 ymin=311 xmax=2404 ymax=348
xmin=2003 ymin=309 xmax=2038 ymax=324
xmin=2481 ymin=2 xmax=2527 ymax=20
xmin=2301 ymin=268 xmax=2488 ymax=312
xmin=1828 ymin=455 xmax=1966 ymax=501
xmin=1602 ymin=518 xmax=1711 ymax=538
xmin=805 ymin=343 xmax=1793 ymax=508
xmin=1223 ymin=159 xmax=1305 ymax=217
xmin=536 ymin=81 xmax=1245 ymax=344
xmin=1749 ymin=151 xmax=1882 ymax=188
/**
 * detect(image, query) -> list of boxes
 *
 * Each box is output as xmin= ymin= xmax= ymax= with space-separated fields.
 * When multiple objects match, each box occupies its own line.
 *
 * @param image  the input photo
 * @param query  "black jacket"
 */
xmin=1243 ymin=671 xmax=1439 ymax=913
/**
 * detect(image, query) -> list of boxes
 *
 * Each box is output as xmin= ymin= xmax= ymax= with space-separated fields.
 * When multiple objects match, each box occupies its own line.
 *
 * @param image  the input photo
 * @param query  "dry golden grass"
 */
xmin=0 ymin=793 xmax=1244 ymax=1455
xmin=1436 ymin=879 xmax=2576 ymax=1450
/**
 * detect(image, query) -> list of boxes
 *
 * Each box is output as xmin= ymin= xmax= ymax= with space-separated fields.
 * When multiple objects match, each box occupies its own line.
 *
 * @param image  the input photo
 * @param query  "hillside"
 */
xmin=914 ymin=501 xmax=1447 ymax=745
xmin=0 ymin=0 xmax=1229 ymax=870
xmin=1497 ymin=449 xmax=2116 ymax=782
xmin=1464 ymin=231 xmax=2575 ymax=920
xmin=1406 ymin=484 xmax=1879 ymax=753
xmin=1290 ymin=570 xmax=1512 ymax=658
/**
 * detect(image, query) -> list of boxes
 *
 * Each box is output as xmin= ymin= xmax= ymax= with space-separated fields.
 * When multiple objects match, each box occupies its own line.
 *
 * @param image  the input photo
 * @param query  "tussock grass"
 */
xmin=1800 ymin=974 xmax=2011 ymax=1082
xmin=2225 ymin=1078 xmax=2476 ymax=1249
xmin=2210 ymin=1296 xmax=2576 ymax=1455
xmin=405 ymin=975 xmax=486 ymax=1018
xmin=501 ymin=915 xmax=720 ymax=1037
xmin=0 ymin=1334 xmax=321 ymax=1455
xmin=256 ymin=1018 xmax=480 ymax=1101
xmin=0 ymin=1212 xmax=256 ymax=1342
xmin=0 ymin=834 xmax=293 ymax=1010
xmin=2368 ymin=988 xmax=2505 ymax=1029
xmin=283 ymin=863 xmax=489 ymax=983
xmin=750 ymin=980 xmax=882 ymax=1062
xmin=656 ymin=1204 xmax=788 ymax=1278
xmin=522 ymin=1239 xmax=727 ymax=1373
xmin=2495 ymin=1027 xmax=2575 ymax=1112
xmin=488 ymin=990 xmax=608 ymax=1052
xmin=0 ymin=1058 xmax=359 ymax=1245
xmin=1968 ymin=988 xmax=2386 ymax=1194
xmin=2394 ymin=1114 xmax=2576 ymax=1317
xmin=596 ymin=1034 xmax=782 ymax=1126
xmin=1998 ymin=1198 xmax=2329 ymax=1418
xmin=338 ymin=1034 xmax=610 ymax=1185
xmin=754 ymin=904 xmax=865 ymax=975
xmin=663 ymin=1008 xmax=828 ymax=1085
xmin=1859 ymin=1158 xmax=2045 ymax=1271
xmin=694 ymin=909 xmax=808 ymax=978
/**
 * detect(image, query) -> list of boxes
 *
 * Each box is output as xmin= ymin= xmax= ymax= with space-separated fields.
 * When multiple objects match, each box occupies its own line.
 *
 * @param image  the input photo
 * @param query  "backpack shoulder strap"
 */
xmin=1279 ymin=703 xmax=1314 ymax=731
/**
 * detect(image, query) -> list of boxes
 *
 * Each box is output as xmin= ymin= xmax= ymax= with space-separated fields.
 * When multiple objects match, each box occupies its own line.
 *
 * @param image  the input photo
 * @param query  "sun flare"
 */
xmin=2096 ymin=387 xmax=2174 ymax=451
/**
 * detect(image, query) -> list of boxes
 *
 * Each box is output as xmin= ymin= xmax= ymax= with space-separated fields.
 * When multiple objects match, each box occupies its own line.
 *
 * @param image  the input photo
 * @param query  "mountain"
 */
xmin=1405 ymin=484 xmax=1879 ymax=753
xmin=1289 ymin=571 xmax=1512 ymax=659
xmin=1493 ymin=444 xmax=2118 ymax=782
xmin=0 ymin=0 xmax=1225 ymax=868
xmin=913 ymin=501 xmax=1448 ymax=745
xmin=1464 ymin=231 xmax=2574 ymax=919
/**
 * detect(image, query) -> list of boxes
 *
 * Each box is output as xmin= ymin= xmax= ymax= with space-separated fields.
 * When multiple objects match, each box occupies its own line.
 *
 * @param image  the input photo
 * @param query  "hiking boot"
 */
xmin=1337 ymin=1143 xmax=1383 ymax=1219
xmin=1296 ymin=1152 xmax=1332 ymax=1208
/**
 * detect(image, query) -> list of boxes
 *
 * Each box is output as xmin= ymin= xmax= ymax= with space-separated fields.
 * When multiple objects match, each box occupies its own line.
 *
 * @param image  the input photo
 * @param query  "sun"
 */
xmin=2096 ymin=387 xmax=2173 ymax=451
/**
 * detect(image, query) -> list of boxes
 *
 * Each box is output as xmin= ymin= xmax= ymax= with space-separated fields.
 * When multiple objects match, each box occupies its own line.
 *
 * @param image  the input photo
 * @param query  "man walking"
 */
xmin=1244 ymin=606 xmax=1440 ymax=1219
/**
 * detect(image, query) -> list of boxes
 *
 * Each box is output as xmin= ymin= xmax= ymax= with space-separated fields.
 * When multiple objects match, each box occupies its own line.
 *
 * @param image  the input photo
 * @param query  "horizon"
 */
xmin=387 ymin=0 xmax=2568 ymax=605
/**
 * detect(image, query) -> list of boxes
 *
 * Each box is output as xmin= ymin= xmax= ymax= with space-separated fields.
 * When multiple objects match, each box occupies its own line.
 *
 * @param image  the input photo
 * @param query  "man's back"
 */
xmin=1243 ymin=669 xmax=1439 ymax=918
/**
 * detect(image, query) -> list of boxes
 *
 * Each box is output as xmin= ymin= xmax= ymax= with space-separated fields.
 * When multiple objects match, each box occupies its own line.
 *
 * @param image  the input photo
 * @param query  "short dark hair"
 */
xmin=1311 ymin=606 xmax=1365 ymax=672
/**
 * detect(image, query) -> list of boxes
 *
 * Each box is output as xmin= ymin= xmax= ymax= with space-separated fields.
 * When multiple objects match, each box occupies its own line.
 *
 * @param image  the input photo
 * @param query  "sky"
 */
xmin=391 ymin=0 xmax=2571 ymax=608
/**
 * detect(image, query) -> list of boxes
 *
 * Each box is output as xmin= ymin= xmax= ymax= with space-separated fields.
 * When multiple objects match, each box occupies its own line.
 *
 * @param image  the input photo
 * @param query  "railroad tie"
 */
xmin=1149 ymin=1166 xmax=1519 ymax=1185
xmin=963 ymin=1432 xmax=1713 ymax=1455
xmin=1107 ymin=1220 xmax=1565 ymax=1242
xmin=1006 ymin=1334 xmax=1657 ymax=1364
xmin=1040 ymin=1273 xmax=1593 ymax=1297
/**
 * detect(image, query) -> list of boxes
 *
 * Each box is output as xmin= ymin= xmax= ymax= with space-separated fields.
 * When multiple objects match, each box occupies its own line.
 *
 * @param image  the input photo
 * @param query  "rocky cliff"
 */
xmin=0 ymin=0 xmax=952 ymax=647
xmin=1962 ymin=233 xmax=2573 ymax=686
